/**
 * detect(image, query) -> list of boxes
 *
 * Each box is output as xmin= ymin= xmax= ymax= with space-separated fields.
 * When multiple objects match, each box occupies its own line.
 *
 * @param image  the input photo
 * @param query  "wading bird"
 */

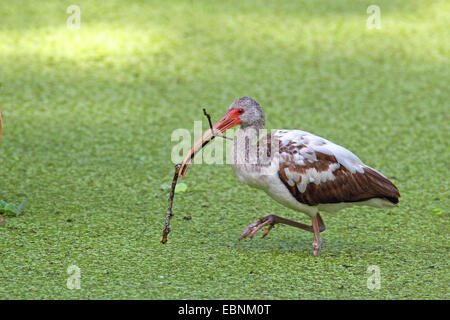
xmin=179 ymin=97 xmax=400 ymax=256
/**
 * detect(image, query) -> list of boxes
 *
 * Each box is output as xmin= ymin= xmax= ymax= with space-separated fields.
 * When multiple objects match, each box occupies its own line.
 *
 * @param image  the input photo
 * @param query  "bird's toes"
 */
xmin=239 ymin=217 xmax=272 ymax=240
xmin=261 ymin=225 xmax=273 ymax=238
xmin=312 ymin=240 xmax=322 ymax=256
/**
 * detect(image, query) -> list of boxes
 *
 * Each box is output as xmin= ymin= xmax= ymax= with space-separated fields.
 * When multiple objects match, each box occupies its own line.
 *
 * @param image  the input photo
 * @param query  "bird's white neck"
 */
xmin=232 ymin=125 xmax=266 ymax=165
xmin=230 ymin=125 xmax=279 ymax=189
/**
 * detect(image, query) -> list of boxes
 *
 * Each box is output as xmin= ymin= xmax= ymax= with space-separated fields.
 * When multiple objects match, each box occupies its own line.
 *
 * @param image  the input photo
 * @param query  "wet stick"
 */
xmin=162 ymin=109 xmax=230 ymax=243
xmin=161 ymin=163 xmax=181 ymax=244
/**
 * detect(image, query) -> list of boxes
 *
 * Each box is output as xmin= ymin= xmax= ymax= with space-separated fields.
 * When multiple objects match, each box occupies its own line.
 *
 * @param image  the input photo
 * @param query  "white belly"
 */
xmin=231 ymin=160 xmax=319 ymax=217
xmin=231 ymin=162 xmax=396 ymax=217
xmin=229 ymin=128 xmax=395 ymax=217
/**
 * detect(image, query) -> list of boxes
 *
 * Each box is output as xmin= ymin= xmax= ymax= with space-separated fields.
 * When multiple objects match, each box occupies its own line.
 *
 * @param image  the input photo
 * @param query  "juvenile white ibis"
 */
xmin=179 ymin=97 xmax=400 ymax=256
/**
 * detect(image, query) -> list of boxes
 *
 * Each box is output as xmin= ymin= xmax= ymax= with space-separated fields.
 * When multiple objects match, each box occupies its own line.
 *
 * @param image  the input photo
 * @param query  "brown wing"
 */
xmin=278 ymin=150 xmax=400 ymax=207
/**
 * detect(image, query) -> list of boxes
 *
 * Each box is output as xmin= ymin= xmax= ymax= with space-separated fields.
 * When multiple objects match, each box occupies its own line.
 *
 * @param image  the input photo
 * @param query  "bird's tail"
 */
xmin=364 ymin=167 xmax=400 ymax=205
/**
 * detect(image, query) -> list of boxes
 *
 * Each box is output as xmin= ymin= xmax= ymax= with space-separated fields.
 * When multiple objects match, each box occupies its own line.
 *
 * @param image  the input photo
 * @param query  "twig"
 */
xmin=202 ymin=108 xmax=233 ymax=141
xmin=162 ymin=109 xmax=229 ymax=243
xmin=161 ymin=163 xmax=181 ymax=244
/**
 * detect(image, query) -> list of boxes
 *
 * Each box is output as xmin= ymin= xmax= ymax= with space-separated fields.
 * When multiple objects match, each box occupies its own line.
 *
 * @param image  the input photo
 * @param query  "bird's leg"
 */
xmin=311 ymin=215 xmax=323 ymax=257
xmin=239 ymin=213 xmax=325 ymax=241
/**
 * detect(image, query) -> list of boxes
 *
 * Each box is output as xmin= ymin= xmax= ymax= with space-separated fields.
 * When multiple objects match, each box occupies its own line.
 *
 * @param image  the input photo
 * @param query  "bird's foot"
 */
xmin=312 ymin=239 xmax=322 ymax=257
xmin=239 ymin=215 xmax=276 ymax=241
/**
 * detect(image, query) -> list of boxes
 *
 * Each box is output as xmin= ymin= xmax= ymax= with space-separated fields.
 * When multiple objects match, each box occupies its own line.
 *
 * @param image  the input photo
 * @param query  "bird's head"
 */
xmin=227 ymin=97 xmax=265 ymax=129
xmin=178 ymin=97 xmax=264 ymax=177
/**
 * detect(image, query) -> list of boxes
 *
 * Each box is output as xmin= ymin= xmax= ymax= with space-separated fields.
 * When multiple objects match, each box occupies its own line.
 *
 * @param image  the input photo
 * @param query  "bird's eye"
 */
xmin=237 ymin=108 xmax=244 ymax=114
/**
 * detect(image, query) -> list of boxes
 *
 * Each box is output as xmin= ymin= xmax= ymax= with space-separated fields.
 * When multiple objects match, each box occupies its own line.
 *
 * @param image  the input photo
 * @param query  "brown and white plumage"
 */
xmin=180 ymin=97 xmax=400 ymax=256
xmin=271 ymin=129 xmax=399 ymax=213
